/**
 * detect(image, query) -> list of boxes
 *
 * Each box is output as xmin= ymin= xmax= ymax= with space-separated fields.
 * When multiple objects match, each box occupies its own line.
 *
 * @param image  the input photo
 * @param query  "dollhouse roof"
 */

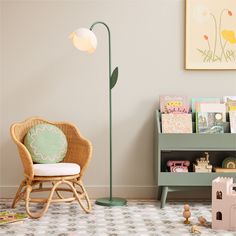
xmin=213 ymin=177 xmax=233 ymax=184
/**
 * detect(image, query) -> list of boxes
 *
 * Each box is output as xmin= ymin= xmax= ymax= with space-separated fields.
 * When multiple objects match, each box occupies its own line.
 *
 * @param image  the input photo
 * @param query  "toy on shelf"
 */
xmin=212 ymin=177 xmax=236 ymax=231
xmin=222 ymin=157 xmax=236 ymax=169
xmin=167 ymin=160 xmax=190 ymax=172
xmin=193 ymin=152 xmax=212 ymax=173
xmin=183 ymin=204 xmax=191 ymax=224
xmin=214 ymin=157 xmax=236 ymax=173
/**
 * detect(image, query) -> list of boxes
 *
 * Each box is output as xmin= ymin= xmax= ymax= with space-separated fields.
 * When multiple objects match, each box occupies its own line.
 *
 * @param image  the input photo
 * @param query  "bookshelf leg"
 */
xmin=161 ymin=186 xmax=168 ymax=208
xmin=157 ymin=186 xmax=162 ymax=200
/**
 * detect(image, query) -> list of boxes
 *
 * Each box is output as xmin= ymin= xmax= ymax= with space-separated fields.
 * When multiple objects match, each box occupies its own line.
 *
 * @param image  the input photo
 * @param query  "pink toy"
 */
xmin=167 ymin=160 xmax=190 ymax=172
xmin=212 ymin=177 xmax=236 ymax=231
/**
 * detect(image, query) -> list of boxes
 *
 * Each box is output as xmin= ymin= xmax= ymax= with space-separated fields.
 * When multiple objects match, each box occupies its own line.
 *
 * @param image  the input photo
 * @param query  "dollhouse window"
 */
xmin=216 ymin=191 xmax=222 ymax=199
xmin=216 ymin=212 xmax=222 ymax=220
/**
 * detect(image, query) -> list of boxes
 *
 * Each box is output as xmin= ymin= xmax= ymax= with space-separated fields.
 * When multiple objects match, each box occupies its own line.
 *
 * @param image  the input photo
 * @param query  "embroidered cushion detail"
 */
xmin=24 ymin=124 xmax=68 ymax=164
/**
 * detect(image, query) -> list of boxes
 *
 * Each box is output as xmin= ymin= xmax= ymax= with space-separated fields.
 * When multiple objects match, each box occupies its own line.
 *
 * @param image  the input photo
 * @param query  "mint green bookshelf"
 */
xmin=154 ymin=110 xmax=236 ymax=208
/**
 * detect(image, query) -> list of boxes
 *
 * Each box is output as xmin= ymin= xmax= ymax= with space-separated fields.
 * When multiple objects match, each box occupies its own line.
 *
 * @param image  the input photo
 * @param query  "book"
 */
xmin=229 ymin=111 xmax=236 ymax=133
xmin=196 ymin=112 xmax=225 ymax=134
xmin=0 ymin=212 xmax=28 ymax=225
xmin=198 ymin=103 xmax=226 ymax=121
xmin=165 ymin=105 xmax=189 ymax=114
xmin=159 ymin=95 xmax=189 ymax=113
xmin=223 ymin=96 xmax=236 ymax=111
xmin=228 ymin=103 xmax=236 ymax=111
xmin=223 ymin=96 xmax=236 ymax=103
xmin=191 ymin=98 xmax=221 ymax=112
xmin=161 ymin=113 xmax=192 ymax=133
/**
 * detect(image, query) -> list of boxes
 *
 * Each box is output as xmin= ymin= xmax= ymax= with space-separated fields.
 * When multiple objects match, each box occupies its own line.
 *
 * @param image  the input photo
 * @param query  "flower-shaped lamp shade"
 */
xmin=69 ymin=28 xmax=97 ymax=53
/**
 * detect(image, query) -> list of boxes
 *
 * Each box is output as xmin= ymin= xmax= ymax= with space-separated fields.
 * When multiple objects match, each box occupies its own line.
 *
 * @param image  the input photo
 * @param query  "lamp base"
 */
xmin=95 ymin=197 xmax=127 ymax=206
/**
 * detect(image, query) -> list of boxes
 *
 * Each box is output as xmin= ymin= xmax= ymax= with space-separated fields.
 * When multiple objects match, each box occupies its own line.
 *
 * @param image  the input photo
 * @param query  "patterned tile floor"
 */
xmin=0 ymin=199 xmax=235 ymax=236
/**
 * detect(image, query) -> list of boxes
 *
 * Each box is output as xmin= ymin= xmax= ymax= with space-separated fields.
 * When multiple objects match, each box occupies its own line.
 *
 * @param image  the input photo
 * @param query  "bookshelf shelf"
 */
xmin=154 ymin=110 xmax=236 ymax=208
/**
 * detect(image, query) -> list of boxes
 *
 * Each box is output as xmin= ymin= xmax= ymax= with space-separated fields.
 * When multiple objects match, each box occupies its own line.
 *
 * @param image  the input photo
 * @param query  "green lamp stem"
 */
xmin=90 ymin=21 xmax=112 ymax=201
xmin=90 ymin=22 xmax=126 ymax=206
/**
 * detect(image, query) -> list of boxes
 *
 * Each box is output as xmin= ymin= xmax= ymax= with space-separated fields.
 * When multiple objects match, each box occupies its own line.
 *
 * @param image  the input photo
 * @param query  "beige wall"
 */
xmin=0 ymin=0 xmax=235 ymax=199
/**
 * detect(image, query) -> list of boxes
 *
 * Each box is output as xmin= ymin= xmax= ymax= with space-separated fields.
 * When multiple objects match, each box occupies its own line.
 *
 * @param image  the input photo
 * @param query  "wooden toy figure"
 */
xmin=190 ymin=225 xmax=201 ymax=234
xmin=183 ymin=204 xmax=191 ymax=224
xmin=198 ymin=216 xmax=207 ymax=226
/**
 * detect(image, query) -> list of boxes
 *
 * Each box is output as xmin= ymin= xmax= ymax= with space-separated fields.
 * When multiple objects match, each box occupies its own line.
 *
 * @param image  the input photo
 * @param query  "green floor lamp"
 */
xmin=69 ymin=21 xmax=127 ymax=206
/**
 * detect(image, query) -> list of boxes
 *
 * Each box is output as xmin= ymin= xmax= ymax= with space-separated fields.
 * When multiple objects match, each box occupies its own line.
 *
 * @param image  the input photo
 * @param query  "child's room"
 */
xmin=0 ymin=0 xmax=236 ymax=235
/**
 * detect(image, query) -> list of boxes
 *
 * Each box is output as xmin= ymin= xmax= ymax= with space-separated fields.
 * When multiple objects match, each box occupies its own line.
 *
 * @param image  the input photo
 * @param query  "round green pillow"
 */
xmin=24 ymin=124 xmax=68 ymax=164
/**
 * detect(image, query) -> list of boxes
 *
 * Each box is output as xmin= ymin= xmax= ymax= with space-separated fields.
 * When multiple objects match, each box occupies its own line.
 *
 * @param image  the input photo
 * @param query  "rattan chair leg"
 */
xmin=25 ymin=181 xmax=62 ymax=219
xmin=23 ymin=179 xmax=91 ymax=218
xmin=75 ymin=180 xmax=92 ymax=213
xmin=12 ymin=180 xmax=26 ymax=208
xmin=52 ymin=182 xmax=65 ymax=199
xmin=57 ymin=180 xmax=91 ymax=213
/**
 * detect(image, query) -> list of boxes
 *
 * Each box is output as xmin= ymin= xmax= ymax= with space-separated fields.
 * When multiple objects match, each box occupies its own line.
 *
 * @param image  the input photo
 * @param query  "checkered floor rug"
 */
xmin=0 ymin=200 xmax=235 ymax=236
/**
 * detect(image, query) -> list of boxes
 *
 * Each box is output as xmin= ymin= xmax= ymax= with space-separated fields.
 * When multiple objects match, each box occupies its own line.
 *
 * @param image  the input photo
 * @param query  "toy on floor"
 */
xmin=212 ymin=177 xmax=236 ymax=231
xmin=183 ymin=204 xmax=191 ymax=224
xmin=198 ymin=216 xmax=207 ymax=226
xmin=190 ymin=225 xmax=201 ymax=234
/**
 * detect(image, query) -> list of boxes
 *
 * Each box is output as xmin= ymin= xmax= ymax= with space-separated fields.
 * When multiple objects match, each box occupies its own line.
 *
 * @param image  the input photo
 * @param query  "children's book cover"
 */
xmin=0 ymin=212 xmax=28 ymax=225
xmin=196 ymin=112 xmax=225 ymax=134
xmin=160 ymin=96 xmax=189 ymax=113
xmin=223 ymin=96 xmax=236 ymax=111
xmin=228 ymin=103 xmax=236 ymax=111
xmin=229 ymin=111 xmax=236 ymax=133
xmin=191 ymin=98 xmax=221 ymax=112
xmin=198 ymin=103 xmax=226 ymax=118
xmin=223 ymin=96 xmax=236 ymax=103
xmin=161 ymin=114 xmax=192 ymax=133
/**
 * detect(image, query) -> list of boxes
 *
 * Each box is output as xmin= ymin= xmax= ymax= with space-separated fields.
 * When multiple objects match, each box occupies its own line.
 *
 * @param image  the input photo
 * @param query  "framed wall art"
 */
xmin=185 ymin=0 xmax=236 ymax=70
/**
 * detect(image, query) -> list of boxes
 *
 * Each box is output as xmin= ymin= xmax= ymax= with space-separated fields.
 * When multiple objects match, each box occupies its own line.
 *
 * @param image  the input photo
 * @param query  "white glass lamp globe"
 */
xmin=69 ymin=28 xmax=97 ymax=53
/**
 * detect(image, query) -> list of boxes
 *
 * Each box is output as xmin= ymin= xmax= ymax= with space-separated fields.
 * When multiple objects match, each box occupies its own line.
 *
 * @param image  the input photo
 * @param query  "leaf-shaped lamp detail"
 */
xmin=110 ymin=67 xmax=118 ymax=89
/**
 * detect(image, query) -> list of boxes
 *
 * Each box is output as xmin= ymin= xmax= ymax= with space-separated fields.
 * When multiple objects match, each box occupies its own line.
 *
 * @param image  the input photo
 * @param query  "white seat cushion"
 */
xmin=33 ymin=163 xmax=80 ymax=176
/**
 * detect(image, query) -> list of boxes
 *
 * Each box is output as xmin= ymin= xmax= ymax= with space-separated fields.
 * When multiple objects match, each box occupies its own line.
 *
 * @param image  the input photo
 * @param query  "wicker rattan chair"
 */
xmin=10 ymin=117 xmax=92 ymax=218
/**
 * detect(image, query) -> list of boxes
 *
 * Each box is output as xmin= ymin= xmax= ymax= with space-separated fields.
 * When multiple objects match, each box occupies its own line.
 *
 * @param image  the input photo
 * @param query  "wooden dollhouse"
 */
xmin=212 ymin=177 xmax=236 ymax=231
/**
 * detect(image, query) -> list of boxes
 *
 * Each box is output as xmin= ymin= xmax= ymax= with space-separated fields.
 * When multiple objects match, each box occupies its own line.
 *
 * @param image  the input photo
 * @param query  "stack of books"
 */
xmin=192 ymin=96 xmax=236 ymax=134
xmin=159 ymin=95 xmax=236 ymax=134
xmin=0 ymin=211 xmax=28 ymax=225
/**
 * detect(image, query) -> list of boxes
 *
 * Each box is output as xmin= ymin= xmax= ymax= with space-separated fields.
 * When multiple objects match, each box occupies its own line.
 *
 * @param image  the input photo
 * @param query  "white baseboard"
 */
xmin=0 ymin=185 xmax=211 ymax=200
xmin=0 ymin=185 xmax=157 ymax=199
xmin=87 ymin=185 xmax=157 ymax=199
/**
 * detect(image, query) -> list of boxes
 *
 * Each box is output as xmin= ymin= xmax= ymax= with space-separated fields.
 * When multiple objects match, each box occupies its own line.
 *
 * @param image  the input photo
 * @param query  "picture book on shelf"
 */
xmin=191 ymin=98 xmax=221 ymax=112
xmin=223 ymin=96 xmax=236 ymax=111
xmin=161 ymin=113 xmax=192 ymax=133
xmin=159 ymin=95 xmax=189 ymax=113
xmin=198 ymin=103 xmax=226 ymax=118
xmin=228 ymin=103 xmax=236 ymax=111
xmin=223 ymin=96 xmax=236 ymax=103
xmin=196 ymin=112 xmax=225 ymax=134
xmin=229 ymin=111 xmax=236 ymax=133
xmin=0 ymin=211 xmax=28 ymax=225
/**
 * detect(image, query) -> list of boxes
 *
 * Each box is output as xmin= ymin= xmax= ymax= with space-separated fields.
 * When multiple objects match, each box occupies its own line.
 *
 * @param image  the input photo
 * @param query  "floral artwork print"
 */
xmin=185 ymin=0 xmax=236 ymax=70
xmin=197 ymin=9 xmax=236 ymax=63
